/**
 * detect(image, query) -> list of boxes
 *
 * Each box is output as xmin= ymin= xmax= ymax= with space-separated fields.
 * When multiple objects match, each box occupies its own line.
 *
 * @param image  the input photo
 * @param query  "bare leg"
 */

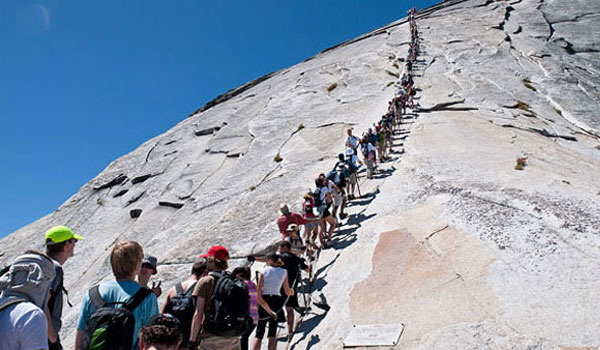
xmin=318 ymin=218 xmax=326 ymax=245
xmin=286 ymin=306 xmax=294 ymax=334
xmin=267 ymin=337 xmax=277 ymax=350
xmin=325 ymin=215 xmax=337 ymax=240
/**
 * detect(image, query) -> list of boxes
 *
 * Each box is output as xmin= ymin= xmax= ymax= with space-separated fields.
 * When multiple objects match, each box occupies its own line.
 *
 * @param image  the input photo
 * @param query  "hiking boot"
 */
xmin=340 ymin=213 xmax=348 ymax=219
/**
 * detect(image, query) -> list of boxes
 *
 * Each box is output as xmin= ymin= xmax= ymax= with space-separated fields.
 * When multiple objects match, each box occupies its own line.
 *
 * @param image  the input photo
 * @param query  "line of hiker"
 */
xmin=0 ymin=10 xmax=421 ymax=350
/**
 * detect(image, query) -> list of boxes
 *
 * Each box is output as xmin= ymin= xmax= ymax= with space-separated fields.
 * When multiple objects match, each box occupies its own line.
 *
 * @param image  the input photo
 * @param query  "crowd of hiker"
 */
xmin=0 ymin=8 xmax=420 ymax=350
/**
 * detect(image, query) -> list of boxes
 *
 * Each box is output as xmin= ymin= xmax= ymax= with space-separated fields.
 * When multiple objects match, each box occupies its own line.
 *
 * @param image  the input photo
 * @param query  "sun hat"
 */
xmin=142 ymin=256 xmax=158 ymax=274
xmin=45 ymin=226 xmax=83 ymax=245
xmin=200 ymin=245 xmax=230 ymax=262
xmin=280 ymin=203 xmax=290 ymax=215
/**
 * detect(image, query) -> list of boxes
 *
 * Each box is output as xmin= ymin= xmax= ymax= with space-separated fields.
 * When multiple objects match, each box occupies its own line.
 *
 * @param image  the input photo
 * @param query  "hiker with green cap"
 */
xmin=44 ymin=226 xmax=83 ymax=350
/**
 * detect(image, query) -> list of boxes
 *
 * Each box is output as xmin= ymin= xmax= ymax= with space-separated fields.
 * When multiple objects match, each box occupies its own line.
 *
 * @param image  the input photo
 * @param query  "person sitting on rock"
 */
xmin=276 ymin=204 xmax=306 ymax=240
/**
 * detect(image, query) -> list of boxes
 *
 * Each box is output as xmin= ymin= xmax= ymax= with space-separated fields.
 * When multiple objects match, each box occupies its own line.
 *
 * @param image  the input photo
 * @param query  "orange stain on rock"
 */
xmin=350 ymin=226 xmax=499 ymax=344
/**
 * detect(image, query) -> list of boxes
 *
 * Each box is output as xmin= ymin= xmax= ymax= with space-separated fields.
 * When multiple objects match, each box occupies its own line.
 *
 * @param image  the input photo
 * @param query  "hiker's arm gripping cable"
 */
xmin=283 ymin=274 xmax=294 ymax=297
xmin=188 ymin=295 xmax=206 ymax=345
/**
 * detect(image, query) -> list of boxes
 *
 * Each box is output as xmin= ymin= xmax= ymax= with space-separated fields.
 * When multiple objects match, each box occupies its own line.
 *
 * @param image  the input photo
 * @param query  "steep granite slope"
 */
xmin=1 ymin=0 xmax=599 ymax=348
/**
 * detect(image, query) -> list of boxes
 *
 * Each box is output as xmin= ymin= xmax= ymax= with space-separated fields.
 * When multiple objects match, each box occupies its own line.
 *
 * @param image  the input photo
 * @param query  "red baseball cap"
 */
xmin=200 ymin=245 xmax=230 ymax=261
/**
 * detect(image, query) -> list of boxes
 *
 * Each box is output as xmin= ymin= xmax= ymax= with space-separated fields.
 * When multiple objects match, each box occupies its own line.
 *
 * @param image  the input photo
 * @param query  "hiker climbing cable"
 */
xmin=161 ymin=260 xmax=208 ymax=348
xmin=277 ymin=204 xmax=307 ymax=240
xmin=252 ymin=254 xmax=294 ymax=350
xmin=44 ymin=226 xmax=83 ymax=350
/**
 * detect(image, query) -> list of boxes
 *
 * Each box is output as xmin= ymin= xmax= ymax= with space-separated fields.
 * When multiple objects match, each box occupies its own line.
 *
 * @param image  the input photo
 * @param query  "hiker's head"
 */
xmin=140 ymin=255 xmax=158 ymax=280
xmin=0 ymin=250 xmax=56 ymax=308
xmin=139 ymin=313 xmax=182 ymax=350
xmin=315 ymin=177 xmax=324 ymax=187
xmin=110 ymin=240 xmax=144 ymax=280
xmin=279 ymin=203 xmax=290 ymax=215
xmin=338 ymin=153 xmax=345 ymax=161
xmin=303 ymin=192 xmax=313 ymax=201
xmin=278 ymin=241 xmax=291 ymax=253
xmin=191 ymin=260 xmax=208 ymax=278
xmin=286 ymin=224 xmax=299 ymax=236
xmin=347 ymin=128 xmax=353 ymax=136
xmin=44 ymin=226 xmax=82 ymax=259
xmin=266 ymin=254 xmax=283 ymax=267
xmin=232 ymin=266 xmax=251 ymax=281
xmin=200 ymin=245 xmax=229 ymax=271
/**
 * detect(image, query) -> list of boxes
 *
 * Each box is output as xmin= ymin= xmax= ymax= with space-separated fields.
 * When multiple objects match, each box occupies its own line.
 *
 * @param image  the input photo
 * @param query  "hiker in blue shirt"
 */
xmin=75 ymin=241 xmax=158 ymax=350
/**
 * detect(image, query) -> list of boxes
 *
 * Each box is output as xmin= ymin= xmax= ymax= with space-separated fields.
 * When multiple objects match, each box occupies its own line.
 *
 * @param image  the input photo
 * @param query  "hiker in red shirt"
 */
xmin=277 ymin=204 xmax=306 ymax=239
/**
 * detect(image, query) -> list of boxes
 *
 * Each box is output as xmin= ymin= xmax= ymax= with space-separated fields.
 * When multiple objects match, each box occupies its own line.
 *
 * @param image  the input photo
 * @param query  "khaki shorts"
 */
xmin=198 ymin=336 xmax=239 ymax=350
xmin=333 ymin=191 xmax=342 ymax=207
xmin=349 ymin=173 xmax=358 ymax=185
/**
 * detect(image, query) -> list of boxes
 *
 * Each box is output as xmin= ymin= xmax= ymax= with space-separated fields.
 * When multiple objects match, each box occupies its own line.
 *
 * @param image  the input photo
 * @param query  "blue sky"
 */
xmin=0 ymin=0 xmax=436 ymax=238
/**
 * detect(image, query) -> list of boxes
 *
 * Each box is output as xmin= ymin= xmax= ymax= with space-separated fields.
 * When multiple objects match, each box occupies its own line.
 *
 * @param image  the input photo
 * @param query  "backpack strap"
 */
xmin=62 ymin=285 xmax=73 ymax=307
xmin=0 ymin=297 xmax=27 ymax=313
xmin=123 ymin=287 xmax=152 ymax=311
xmin=175 ymin=282 xmax=184 ymax=295
xmin=185 ymin=282 xmax=198 ymax=296
xmin=89 ymin=285 xmax=107 ymax=310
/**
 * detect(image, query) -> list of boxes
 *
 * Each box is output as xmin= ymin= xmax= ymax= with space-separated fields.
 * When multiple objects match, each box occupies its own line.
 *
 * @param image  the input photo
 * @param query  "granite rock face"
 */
xmin=1 ymin=0 xmax=599 ymax=348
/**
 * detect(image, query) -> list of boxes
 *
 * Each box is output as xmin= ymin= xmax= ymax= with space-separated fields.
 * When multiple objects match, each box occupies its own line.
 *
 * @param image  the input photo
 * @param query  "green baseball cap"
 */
xmin=45 ymin=226 xmax=84 ymax=245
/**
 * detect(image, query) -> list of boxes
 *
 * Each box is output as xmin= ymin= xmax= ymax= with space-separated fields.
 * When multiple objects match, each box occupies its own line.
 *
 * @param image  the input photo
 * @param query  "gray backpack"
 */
xmin=0 ymin=250 xmax=56 ymax=309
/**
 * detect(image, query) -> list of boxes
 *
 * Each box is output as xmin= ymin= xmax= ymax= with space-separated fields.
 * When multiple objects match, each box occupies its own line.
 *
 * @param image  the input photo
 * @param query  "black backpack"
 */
xmin=163 ymin=282 xmax=197 ymax=343
xmin=204 ymin=271 xmax=251 ymax=337
xmin=313 ymin=187 xmax=323 ymax=207
xmin=82 ymin=286 xmax=152 ymax=350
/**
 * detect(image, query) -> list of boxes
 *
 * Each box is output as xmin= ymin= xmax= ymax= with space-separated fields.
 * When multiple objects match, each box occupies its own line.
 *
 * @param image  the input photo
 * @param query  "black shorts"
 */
xmin=285 ymin=292 xmax=299 ymax=308
xmin=258 ymin=295 xmax=285 ymax=322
